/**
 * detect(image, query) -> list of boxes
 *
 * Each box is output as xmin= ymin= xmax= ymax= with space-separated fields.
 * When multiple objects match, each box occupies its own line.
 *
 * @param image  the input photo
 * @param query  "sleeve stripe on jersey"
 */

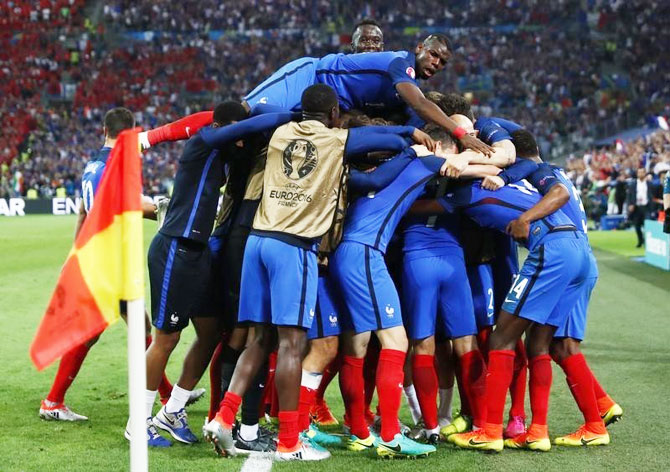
xmin=315 ymin=68 xmax=391 ymax=78
xmin=374 ymin=175 xmax=434 ymax=248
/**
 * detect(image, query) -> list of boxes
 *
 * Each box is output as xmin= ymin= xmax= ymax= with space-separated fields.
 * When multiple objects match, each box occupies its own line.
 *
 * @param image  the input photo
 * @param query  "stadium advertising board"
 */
xmin=0 ymin=198 xmax=81 ymax=217
xmin=644 ymin=220 xmax=670 ymax=271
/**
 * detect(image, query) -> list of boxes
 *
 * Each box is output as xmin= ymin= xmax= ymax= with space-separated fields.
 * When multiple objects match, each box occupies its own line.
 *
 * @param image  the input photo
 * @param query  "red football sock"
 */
xmin=477 ymin=326 xmax=492 ymax=361
xmin=316 ymin=354 xmax=341 ymax=402
xmin=460 ymin=350 xmax=488 ymax=429
xmin=363 ymin=342 xmax=380 ymax=413
xmin=587 ymin=363 xmax=615 ymax=413
xmin=558 ymin=353 xmax=606 ymax=433
xmin=484 ymin=350 xmax=515 ymax=437
xmin=298 ymin=386 xmax=318 ymax=432
xmin=509 ymin=338 xmax=528 ymax=418
xmin=208 ymin=340 xmax=224 ymax=421
xmin=217 ymin=391 xmax=242 ymax=427
xmin=46 ymin=343 xmax=91 ymax=404
xmin=147 ymin=111 xmax=213 ymax=145
xmin=376 ymin=349 xmax=406 ymax=442
xmin=528 ymin=354 xmax=552 ymax=426
xmin=412 ymin=354 xmax=439 ymax=429
xmin=278 ymin=410 xmax=300 ymax=450
xmin=339 ymin=356 xmax=368 ymax=439
xmin=455 ymin=360 xmax=471 ymax=417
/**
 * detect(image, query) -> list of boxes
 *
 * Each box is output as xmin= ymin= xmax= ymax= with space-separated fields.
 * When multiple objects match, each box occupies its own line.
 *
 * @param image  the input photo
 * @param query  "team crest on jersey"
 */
xmin=405 ymin=67 xmax=416 ymax=79
xmin=282 ymin=139 xmax=318 ymax=180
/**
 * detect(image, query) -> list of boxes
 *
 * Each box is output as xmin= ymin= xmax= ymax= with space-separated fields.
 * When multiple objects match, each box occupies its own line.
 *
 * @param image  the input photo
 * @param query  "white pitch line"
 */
xmin=240 ymin=452 xmax=273 ymax=472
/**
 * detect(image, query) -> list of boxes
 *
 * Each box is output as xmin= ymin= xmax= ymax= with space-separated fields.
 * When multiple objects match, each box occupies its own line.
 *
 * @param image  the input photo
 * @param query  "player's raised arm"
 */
xmin=139 ymin=111 xmax=214 ymax=150
xmin=199 ymin=110 xmax=300 ymax=150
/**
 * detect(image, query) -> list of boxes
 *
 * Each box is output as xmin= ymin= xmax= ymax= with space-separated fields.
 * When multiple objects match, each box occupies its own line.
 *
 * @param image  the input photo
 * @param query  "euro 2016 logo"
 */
xmin=282 ymin=139 xmax=318 ymax=180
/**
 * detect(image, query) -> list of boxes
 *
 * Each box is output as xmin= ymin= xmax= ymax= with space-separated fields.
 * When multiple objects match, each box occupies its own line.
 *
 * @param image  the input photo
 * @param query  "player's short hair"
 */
xmin=103 ymin=107 xmax=135 ymax=138
xmin=353 ymin=18 xmax=382 ymax=34
xmin=426 ymin=92 xmax=474 ymax=121
xmin=424 ymin=33 xmax=451 ymax=51
xmin=302 ymin=84 xmax=338 ymax=114
xmin=213 ymin=101 xmax=248 ymax=126
xmin=510 ymin=129 xmax=539 ymax=158
xmin=423 ymin=123 xmax=457 ymax=149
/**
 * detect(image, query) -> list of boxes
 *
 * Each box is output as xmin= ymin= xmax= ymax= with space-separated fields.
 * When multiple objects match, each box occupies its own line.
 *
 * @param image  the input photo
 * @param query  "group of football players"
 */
xmin=39 ymin=19 xmax=624 ymax=462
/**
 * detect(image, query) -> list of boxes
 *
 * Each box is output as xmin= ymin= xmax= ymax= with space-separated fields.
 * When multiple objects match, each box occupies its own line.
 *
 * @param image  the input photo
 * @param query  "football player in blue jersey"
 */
xmin=501 ymin=130 xmax=621 ymax=449
xmin=404 ymin=172 xmax=589 ymax=452
xmin=243 ymin=34 xmax=493 ymax=156
xmin=38 ymin=108 xmax=168 ymax=423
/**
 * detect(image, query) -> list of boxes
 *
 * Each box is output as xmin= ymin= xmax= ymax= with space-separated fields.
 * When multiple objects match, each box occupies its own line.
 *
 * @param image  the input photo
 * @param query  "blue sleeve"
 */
xmin=418 ymin=155 xmax=445 ymax=173
xmin=476 ymin=118 xmax=512 ymax=144
xmin=250 ymin=103 xmax=294 ymax=116
xmin=492 ymin=117 xmax=523 ymax=134
xmin=526 ymin=164 xmax=560 ymax=195
xmin=344 ymin=126 xmax=410 ymax=158
xmin=387 ymin=56 xmax=419 ymax=87
xmin=348 ymin=151 xmax=416 ymax=193
xmin=499 ymin=159 xmax=539 ymax=184
xmin=199 ymin=112 xmax=295 ymax=149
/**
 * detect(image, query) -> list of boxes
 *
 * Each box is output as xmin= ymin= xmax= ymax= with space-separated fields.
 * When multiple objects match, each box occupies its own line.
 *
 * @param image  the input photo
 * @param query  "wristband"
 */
xmin=452 ymin=127 xmax=467 ymax=140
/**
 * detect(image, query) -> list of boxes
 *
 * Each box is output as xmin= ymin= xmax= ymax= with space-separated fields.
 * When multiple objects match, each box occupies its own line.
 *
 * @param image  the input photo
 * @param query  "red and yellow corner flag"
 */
xmin=30 ymin=129 xmax=144 ymax=370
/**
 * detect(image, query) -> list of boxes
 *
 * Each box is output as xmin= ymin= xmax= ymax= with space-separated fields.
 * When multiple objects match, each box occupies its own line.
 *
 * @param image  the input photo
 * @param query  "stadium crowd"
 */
xmin=564 ymin=128 xmax=670 ymax=228
xmin=2 ymin=0 xmax=669 ymax=201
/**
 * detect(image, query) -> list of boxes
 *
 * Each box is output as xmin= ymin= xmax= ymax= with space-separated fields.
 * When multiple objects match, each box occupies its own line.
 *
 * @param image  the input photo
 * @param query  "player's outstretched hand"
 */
xmin=459 ymin=134 xmax=494 ymax=156
xmin=412 ymin=128 xmax=437 ymax=152
xmin=506 ymin=217 xmax=530 ymax=243
xmin=481 ymin=175 xmax=505 ymax=191
xmin=440 ymin=154 xmax=469 ymax=179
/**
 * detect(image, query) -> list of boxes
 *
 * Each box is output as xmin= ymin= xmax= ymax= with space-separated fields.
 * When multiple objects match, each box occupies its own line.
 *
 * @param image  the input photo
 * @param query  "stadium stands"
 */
xmin=1 ymin=0 xmax=668 ymax=197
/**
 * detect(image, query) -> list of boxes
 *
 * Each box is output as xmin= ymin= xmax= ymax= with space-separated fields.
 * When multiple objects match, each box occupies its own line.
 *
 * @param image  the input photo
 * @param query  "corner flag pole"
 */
xmin=127 ymin=298 xmax=148 ymax=471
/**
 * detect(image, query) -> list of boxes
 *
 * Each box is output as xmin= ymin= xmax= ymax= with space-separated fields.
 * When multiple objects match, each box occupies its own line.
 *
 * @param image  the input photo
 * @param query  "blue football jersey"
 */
xmin=81 ymin=147 xmax=112 ymax=212
xmin=528 ymin=163 xmax=588 ymax=234
xmin=315 ymin=51 xmax=418 ymax=112
xmin=342 ymin=158 xmax=435 ymax=253
xmin=438 ymin=180 xmax=575 ymax=250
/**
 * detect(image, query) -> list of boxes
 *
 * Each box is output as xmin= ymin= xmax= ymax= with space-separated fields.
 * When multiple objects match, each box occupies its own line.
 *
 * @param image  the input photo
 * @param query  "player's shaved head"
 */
xmin=302 ymin=84 xmax=338 ymax=114
xmin=103 ymin=107 xmax=135 ymax=139
xmin=451 ymin=114 xmax=475 ymax=133
xmin=510 ymin=129 xmax=541 ymax=162
xmin=213 ymin=101 xmax=248 ymax=127
xmin=302 ymin=84 xmax=340 ymax=127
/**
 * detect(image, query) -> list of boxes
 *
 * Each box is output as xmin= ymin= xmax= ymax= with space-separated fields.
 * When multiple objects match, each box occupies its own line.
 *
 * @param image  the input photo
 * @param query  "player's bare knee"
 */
xmin=154 ymin=330 xmax=181 ymax=352
xmin=412 ymin=336 xmax=435 ymax=355
xmin=550 ymin=337 xmax=580 ymax=362
xmin=377 ymin=326 xmax=408 ymax=352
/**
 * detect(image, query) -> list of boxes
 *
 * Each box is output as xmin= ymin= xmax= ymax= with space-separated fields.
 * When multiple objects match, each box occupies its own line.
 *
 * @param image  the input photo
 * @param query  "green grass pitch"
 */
xmin=1 ymin=215 xmax=669 ymax=471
